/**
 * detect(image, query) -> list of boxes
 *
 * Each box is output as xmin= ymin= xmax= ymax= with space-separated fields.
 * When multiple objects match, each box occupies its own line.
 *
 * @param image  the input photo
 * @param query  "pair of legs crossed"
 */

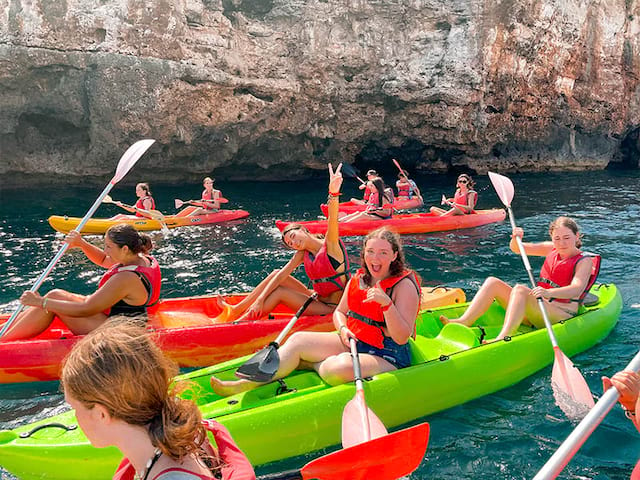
xmin=210 ymin=331 xmax=397 ymax=396
xmin=440 ymin=277 xmax=576 ymax=341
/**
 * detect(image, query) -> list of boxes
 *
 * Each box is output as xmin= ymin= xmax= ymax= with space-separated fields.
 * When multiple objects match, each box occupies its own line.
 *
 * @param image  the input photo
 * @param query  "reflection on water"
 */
xmin=0 ymin=169 xmax=639 ymax=479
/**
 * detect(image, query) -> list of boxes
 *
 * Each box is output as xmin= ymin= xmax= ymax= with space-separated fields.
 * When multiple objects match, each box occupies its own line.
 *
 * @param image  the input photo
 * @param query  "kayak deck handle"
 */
xmin=19 ymin=423 xmax=77 ymax=438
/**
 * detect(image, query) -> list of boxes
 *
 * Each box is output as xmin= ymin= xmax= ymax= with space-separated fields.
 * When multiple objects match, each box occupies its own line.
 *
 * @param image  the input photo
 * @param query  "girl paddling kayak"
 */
xmin=215 ymin=163 xmax=350 ymax=323
xmin=114 ymin=182 xmax=157 ymax=218
xmin=340 ymin=178 xmax=394 ymax=223
xmin=61 ymin=321 xmax=255 ymax=480
xmin=430 ymin=173 xmax=477 ymax=216
xmin=441 ymin=216 xmax=600 ymax=341
xmin=1 ymin=224 xmax=161 ymax=341
xmin=210 ymin=227 xmax=421 ymax=396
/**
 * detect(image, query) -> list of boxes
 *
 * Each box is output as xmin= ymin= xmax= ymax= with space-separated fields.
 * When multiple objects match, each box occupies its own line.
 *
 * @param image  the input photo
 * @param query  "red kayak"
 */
xmin=276 ymin=209 xmax=506 ymax=236
xmin=0 ymin=287 xmax=464 ymax=384
xmin=320 ymin=198 xmax=424 ymax=216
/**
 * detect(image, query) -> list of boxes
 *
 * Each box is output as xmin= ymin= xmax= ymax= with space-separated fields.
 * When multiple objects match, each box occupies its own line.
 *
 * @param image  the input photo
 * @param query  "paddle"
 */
xmin=392 ymin=158 xmax=404 ymax=174
xmin=340 ymin=163 xmax=367 ymax=185
xmin=0 ymin=139 xmax=155 ymax=339
xmin=533 ymin=350 xmax=640 ymax=479
xmin=174 ymin=198 xmax=229 ymax=209
xmin=259 ymin=422 xmax=430 ymax=480
xmin=488 ymin=171 xmax=595 ymax=417
xmin=341 ymin=337 xmax=388 ymax=447
xmin=235 ymin=292 xmax=318 ymax=382
xmin=102 ymin=195 xmax=165 ymax=221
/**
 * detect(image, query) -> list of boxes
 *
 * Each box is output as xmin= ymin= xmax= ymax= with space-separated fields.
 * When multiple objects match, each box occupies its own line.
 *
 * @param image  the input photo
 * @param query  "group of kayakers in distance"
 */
xmin=4 ymin=161 xmax=636 ymax=479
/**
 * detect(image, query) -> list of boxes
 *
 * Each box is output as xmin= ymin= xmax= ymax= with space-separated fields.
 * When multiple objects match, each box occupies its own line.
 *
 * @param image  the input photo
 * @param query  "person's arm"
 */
xmin=333 ymin=279 xmax=354 ymax=346
xmin=602 ymin=370 xmax=640 ymax=432
xmin=65 ymin=231 xmax=114 ymax=268
xmin=212 ymin=190 xmax=222 ymax=210
xmin=325 ymin=163 xmax=343 ymax=259
xmin=253 ymin=252 xmax=305 ymax=306
xmin=366 ymin=279 xmax=418 ymax=344
xmin=141 ymin=198 xmax=154 ymax=211
xmin=509 ymin=228 xmax=554 ymax=257
xmin=20 ymin=272 xmax=143 ymax=316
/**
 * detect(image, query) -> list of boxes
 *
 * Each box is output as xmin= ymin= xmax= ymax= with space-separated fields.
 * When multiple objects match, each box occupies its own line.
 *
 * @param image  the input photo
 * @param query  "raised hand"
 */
xmin=328 ymin=163 xmax=343 ymax=195
xmin=365 ymin=282 xmax=392 ymax=308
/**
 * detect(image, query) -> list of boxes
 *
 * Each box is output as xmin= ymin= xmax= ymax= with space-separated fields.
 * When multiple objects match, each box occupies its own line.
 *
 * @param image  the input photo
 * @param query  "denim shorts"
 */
xmin=355 ymin=336 xmax=411 ymax=369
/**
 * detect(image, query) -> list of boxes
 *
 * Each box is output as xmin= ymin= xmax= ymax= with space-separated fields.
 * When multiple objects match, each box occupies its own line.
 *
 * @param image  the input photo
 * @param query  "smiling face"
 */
xmin=103 ymin=235 xmax=126 ymax=262
xmin=283 ymin=227 xmax=309 ymax=251
xmin=456 ymin=177 xmax=469 ymax=190
xmin=135 ymin=184 xmax=146 ymax=198
xmin=363 ymin=237 xmax=398 ymax=281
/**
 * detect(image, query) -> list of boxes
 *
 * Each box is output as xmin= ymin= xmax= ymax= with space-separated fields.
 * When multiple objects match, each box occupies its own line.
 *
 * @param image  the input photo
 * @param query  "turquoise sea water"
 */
xmin=0 ymin=169 xmax=639 ymax=479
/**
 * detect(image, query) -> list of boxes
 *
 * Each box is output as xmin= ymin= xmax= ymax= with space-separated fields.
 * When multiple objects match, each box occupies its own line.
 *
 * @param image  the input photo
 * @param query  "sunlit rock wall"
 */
xmin=0 ymin=0 xmax=638 ymax=182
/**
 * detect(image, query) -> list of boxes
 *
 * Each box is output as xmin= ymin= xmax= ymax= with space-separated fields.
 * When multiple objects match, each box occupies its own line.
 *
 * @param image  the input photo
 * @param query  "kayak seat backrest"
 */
xmin=582 ymin=291 xmax=600 ymax=307
xmin=409 ymin=324 xmax=480 ymax=365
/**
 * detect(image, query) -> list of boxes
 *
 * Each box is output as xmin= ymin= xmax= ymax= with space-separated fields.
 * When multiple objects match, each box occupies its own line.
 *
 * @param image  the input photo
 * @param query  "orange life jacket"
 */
xmin=537 ymin=250 xmax=601 ymax=304
xmin=134 ymin=196 xmax=156 ymax=217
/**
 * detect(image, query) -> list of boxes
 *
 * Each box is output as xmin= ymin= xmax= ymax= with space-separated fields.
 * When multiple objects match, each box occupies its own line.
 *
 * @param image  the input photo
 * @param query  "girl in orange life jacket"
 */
xmin=61 ymin=321 xmax=255 ymax=480
xmin=340 ymin=178 xmax=394 ymax=222
xmin=430 ymin=173 xmax=477 ymax=216
xmin=440 ymin=217 xmax=599 ymax=341
xmin=214 ymin=163 xmax=350 ymax=323
xmin=350 ymin=169 xmax=379 ymax=205
xmin=116 ymin=183 xmax=156 ymax=217
xmin=210 ymin=227 xmax=420 ymax=397
xmin=2 ymin=224 xmax=162 ymax=342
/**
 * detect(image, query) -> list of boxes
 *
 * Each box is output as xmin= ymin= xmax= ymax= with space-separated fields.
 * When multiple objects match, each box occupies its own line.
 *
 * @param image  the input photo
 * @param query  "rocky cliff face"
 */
xmin=1 ymin=0 xmax=639 ymax=183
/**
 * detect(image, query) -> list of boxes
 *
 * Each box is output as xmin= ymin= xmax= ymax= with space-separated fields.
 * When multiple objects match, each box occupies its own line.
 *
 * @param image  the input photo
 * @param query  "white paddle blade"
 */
xmin=174 ymin=199 xmax=184 ymax=209
xmin=102 ymin=195 xmax=114 ymax=204
xmin=551 ymin=347 xmax=595 ymax=419
xmin=488 ymin=171 xmax=515 ymax=207
xmin=112 ymin=139 xmax=155 ymax=184
xmin=342 ymin=397 xmax=388 ymax=448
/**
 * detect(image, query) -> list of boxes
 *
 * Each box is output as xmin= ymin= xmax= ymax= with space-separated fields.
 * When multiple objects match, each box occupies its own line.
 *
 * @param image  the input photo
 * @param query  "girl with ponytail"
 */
xmin=61 ymin=321 xmax=255 ymax=480
xmin=3 ymin=223 xmax=162 ymax=341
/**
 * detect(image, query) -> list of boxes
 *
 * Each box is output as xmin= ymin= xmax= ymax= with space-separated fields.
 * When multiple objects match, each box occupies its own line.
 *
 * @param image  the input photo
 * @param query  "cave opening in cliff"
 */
xmin=609 ymin=127 xmax=640 ymax=169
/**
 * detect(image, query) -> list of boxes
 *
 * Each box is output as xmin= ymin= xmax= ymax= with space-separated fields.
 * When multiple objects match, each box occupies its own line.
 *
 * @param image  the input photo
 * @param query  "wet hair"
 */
xmin=137 ymin=183 xmax=152 ymax=196
xmin=359 ymin=228 xmax=409 ymax=285
xmin=106 ymin=224 xmax=153 ymax=254
xmin=60 ymin=321 xmax=221 ymax=468
xmin=280 ymin=223 xmax=324 ymax=248
xmin=457 ymin=174 xmax=475 ymax=189
xmin=549 ymin=216 xmax=582 ymax=248
xmin=203 ymin=177 xmax=215 ymax=186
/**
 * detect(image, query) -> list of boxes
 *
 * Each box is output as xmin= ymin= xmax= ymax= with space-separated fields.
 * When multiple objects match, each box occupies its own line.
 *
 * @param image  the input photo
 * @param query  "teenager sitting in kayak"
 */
xmin=61 ymin=321 xmax=255 ymax=480
xmin=2 ymin=224 xmax=162 ymax=341
xmin=115 ymin=183 xmax=157 ymax=219
xmin=340 ymin=178 xmax=394 ymax=222
xmin=603 ymin=369 xmax=640 ymax=431
xmin=350 ymin=169 xmax=379 ymax=205
xmin=396 ymin=170 xmax=422 ymax=202
xmin=189 ymin=177 xmax=223 ymax=216
xmin=215 ymin=163 xmax=349 ymax=323
xmin=210 ymin=227 xmax=421 ymax=396
xmin=430 ymin=174 xmax=477 ymax=216
xmin=440 ymin=217 xmax=600 ymax=341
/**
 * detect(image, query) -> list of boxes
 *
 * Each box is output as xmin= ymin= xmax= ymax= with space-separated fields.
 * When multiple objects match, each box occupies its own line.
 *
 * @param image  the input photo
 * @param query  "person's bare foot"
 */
xmin=210 ymin=376 xmax=255 ymax=396
xmin=213 ymin=297 xmax=236 ymax=323
xmin=439 ymin=315 xmax=454 ymax=325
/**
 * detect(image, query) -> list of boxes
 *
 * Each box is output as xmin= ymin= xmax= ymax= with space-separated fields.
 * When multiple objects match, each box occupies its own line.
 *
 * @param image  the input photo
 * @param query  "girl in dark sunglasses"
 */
xmin=430 ymin=174 xmax=477 ymax=216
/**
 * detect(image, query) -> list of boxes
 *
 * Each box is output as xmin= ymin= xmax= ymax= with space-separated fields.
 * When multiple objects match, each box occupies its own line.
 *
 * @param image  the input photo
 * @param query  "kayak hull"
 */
xmin=319 ymin=198 xmax=424 ymax=216
xmin=276 ymin=209 xmax=506 ymax=236
xmin=0 ymin=287 xmax=463 ymax=384
xmin=0 ymin=284 xmax=621 ymax=480
xmin=47 ymin=209 xmax=250 ymax=234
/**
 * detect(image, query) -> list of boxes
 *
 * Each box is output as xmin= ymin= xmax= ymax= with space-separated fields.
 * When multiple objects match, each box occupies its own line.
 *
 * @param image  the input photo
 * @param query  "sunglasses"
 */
xmin=457 ymin=179 xmax=468 ymax=184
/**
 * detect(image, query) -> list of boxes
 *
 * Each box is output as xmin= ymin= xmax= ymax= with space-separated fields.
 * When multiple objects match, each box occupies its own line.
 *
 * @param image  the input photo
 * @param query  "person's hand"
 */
xmin=512 ymin=227 xmax=524 ymax=239
xmin=365 ymin=282 xmax=392 ymax=308
xmin=64 ymin=230 xmax=84 ymax=249
xmin=20 ymin=291 xmax=43 ymax=308
xmin=328 ymin=163 xmax=343 ymax=195
xmin=602 ymin=370 xmax=640 ymax=412
xmin=529 ymin=286 xmax=550 ymax=299
xmin=338 ymin=324 xmax=355 ymax=347
xmin=245 ymin=298 xmax=265 ymax=320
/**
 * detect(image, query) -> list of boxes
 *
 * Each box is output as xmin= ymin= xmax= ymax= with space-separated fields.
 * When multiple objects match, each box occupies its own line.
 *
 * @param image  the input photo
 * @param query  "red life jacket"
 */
xmin=112 ymin=420 xmax=256 ymax=480
xmin=346 ymin=269 xmax=420 ymax=348
xmin=453 ymin=190 xmax=476 ymax=213
xmin=397 ymin=181 xmax=411 ymax=197
xmin=98 ymin=256 xmax=162 ymax=316
xmin=303 ymin=240 xmax=350 ymax=298
xmin=537 ymin=250 xmax=601 ymax=304
xmin=134 ymin=196 xmax=156 ymax=217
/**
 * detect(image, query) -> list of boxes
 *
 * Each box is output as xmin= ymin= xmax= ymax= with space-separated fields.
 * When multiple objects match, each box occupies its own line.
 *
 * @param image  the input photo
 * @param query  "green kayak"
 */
xmin=0 ymin=284 xmax=622 ymax=480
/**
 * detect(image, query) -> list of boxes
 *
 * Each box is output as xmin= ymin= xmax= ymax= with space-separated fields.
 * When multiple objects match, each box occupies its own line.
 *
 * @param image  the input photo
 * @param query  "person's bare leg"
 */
xmin=493 ymin=284 xmax=531 ymax=340
xmin=440 ymin=277 xmax=512 ymax=326
xmin=236 ymin=286 xmax=334 ymax=323
xmin=210 ymin=332 xmax=347 ymax=396
xmin=430 ymin=207 xmax=446 ymax=215
xmin=316 ymin=352 xmax=396 ymax=386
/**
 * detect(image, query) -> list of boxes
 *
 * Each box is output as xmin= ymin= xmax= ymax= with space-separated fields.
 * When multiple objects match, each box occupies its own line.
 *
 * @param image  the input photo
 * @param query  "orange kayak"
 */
xmin=0 ymin=286 xmax=464 ymax=384
xmin=320 ymin=198 xmax=424 ymax=216
xmin=277 ymin=209 xmax=506 ymax=236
